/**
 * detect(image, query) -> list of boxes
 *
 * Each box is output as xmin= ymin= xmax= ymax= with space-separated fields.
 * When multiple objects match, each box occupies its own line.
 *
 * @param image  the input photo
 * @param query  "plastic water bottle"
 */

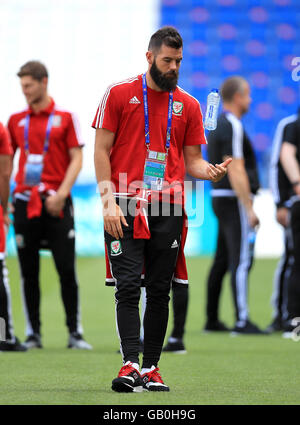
xmin=204 ymin=89 xmax=220 ymax=131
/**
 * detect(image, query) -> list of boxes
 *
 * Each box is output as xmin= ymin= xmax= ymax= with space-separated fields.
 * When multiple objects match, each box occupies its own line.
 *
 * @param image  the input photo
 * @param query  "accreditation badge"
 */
xmin=143 ymin=150 xmax=167 ymax=191
xmin=24 ymin=154 xmax=44 ymax=186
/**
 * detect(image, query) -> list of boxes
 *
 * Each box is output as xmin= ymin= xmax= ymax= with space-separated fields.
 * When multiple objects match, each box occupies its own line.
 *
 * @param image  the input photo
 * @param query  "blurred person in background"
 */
xmin=267 ymin=114 xmax=298 ymax=333
xmin=205 ymin=76 xmax=265 ymax=335
xmin=279 ymin=109 xmax=300 ymax=337
xmin=0 ymin=121 xmax=27 ymax=352
xmin=7 ymin=61 xmax=91 ymax=350
xmin=93 ymin=26 xmax=230 ymax=393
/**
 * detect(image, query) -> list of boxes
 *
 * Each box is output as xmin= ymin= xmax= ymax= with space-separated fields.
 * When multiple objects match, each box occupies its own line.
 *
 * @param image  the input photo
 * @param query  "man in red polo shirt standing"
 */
xmin=7 ymin=61 xmax=91 ymax=350
xmin=0 ymin=121 xmax=27 ymax=351
xmin=93 ymin=27 xmax=231 ymax=392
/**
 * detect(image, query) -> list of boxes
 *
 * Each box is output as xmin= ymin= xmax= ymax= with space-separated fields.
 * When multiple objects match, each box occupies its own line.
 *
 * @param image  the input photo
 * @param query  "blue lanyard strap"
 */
xmin=24 ymin=112 xmax=55 ymax=154
xmin=142 ymin=73 xmax=173 ymax=151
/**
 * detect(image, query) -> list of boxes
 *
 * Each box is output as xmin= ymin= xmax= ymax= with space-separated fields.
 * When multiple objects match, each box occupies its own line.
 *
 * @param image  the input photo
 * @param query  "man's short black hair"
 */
xmin=17 ymin=61 xmax=48 ymax=81
xmin=148 ymin=26 xmax=183 ymax=53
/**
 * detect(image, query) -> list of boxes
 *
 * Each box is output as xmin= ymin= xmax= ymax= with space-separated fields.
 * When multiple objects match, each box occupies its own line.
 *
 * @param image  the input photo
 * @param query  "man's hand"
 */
xmin=207 ymin=158 xmax=232 ymax=183
xmin=45 ymin=193 xmax=66 ymax=217
xmin=276 ymin=207 xmax=289 ymax=228
xmin=247 ymin=207 xmax=260 ymax=229
xmin=103 ymin=200 xmax=128 ymax=239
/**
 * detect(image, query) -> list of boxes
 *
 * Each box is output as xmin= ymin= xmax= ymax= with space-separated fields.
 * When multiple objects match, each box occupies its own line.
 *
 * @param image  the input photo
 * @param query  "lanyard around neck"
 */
xmin=142 ymin=73 xmax=173 ymax=152
xmin=24 ymin=112 xmax=55 ymax=155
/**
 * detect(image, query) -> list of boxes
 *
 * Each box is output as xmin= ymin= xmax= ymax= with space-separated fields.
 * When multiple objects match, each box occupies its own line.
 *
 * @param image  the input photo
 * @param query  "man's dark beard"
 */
xmin=150 ymin=59 xmax=178 ymax=91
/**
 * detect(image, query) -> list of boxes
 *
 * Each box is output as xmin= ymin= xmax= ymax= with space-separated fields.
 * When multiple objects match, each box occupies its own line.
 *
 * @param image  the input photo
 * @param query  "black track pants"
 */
xmin=0 ymin=258 xmax=15 ymax=341
xmin=13 ymin=197 xmax=82 ymax=336
xmin=206 ymin=197 xmax=255 ymax=325
xmin=105 ymin=201 xmax=183 ymax=368
xmin=271 ymin=227 xmax=293 ymax=322
xmin=287 ymin=200 xmax=300 ymax=320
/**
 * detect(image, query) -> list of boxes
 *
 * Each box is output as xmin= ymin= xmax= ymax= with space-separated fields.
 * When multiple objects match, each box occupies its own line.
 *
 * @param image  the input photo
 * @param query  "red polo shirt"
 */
xmin=92 ymin=74 xmax=206 ymax=202
xmin=7 ymin=98 xmax=84 ymax=194
xmin=0 ymin=121 xmax=12 ymax=254
xmin=0 ymin=122 xmax=13 ymax=156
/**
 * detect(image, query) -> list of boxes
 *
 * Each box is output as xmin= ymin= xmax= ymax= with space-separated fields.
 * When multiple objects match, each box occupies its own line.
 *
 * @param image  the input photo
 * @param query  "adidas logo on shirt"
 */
xmin=129 ymin=96 xmax=141 ymax=104
xmin=171 ymin=239 xmax=179 ymax=248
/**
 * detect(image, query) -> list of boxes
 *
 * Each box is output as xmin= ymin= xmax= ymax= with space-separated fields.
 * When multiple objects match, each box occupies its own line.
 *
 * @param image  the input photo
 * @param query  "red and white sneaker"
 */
xmin=142 ymin=366 xmax=170 ymax=392
xmin=112 ymin=361 xmax=143 ymax=393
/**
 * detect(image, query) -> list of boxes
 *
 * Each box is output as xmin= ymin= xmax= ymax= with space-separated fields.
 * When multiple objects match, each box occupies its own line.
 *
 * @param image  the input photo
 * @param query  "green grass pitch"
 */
xmin=1 ymin=256 xmax=300 ymax=405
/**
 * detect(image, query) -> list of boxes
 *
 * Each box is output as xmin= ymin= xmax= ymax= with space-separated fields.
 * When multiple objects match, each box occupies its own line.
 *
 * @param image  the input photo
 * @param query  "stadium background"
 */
xmin=0 ymin=0 xmax=299 ymax=258
xmin=1 ymin=0 xmax=300 ymax=407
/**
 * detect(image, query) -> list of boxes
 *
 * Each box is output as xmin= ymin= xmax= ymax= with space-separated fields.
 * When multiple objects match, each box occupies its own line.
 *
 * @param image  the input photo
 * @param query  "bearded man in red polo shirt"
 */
xmin=7 ymin=61 xmax=91 ymax=350
xmin=93 ymin=27 xmax=231 ymax=393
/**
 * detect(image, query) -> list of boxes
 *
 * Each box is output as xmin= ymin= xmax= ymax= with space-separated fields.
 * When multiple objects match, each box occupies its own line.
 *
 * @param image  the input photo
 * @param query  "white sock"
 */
xmin=131 ymin=362 xmax=140 ymax=372
xmin=141 ymin=365 xmax=155 ymax=375
xmin=124 ymin=361 xmax=140 ymax=372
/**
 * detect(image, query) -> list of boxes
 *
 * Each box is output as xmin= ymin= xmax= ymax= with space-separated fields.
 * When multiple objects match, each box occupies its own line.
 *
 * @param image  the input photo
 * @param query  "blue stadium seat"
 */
xmin=161 ymin=0 xmax=300 ymax=187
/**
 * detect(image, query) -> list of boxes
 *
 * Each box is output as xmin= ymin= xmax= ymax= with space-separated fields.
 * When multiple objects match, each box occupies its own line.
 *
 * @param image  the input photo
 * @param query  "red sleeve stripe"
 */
xmin=95 ymin=76 xmax=139 ymax=129
xmin=70 ymin=112 xmax=84 ymax=146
